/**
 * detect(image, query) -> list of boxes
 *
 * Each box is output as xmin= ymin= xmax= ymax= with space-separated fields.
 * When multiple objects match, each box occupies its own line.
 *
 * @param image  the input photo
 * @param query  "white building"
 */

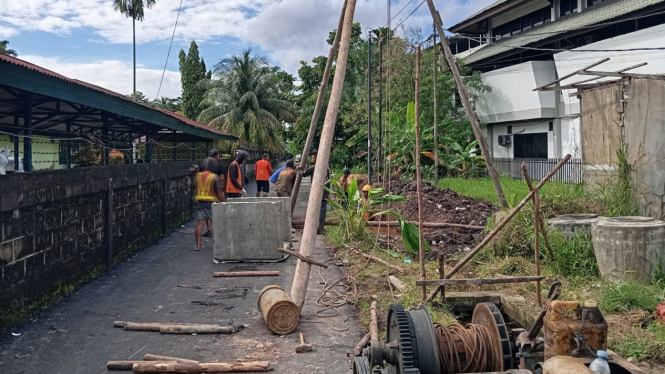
xmin=449 ymin=0 xmax=665 ymax=171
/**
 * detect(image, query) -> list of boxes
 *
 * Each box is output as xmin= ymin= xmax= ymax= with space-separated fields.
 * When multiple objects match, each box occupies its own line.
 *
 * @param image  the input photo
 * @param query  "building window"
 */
xmin=514 ymin=133 xmax=548 ymax=158
xmin=560 ymin=0 xmax=578 ymax=17
xmin=587 ymin=0 xmax=604 ymax=7
xmin=59 ymin=140 xmax=81 ymax=164
xmin=492 ymin=6 xmax=551 ymax=40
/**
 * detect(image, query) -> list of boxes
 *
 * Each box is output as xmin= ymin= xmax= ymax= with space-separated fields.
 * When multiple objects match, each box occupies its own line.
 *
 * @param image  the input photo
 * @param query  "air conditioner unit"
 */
xmin=576 ymin=34 xmax=598 ymax=47
xmin=498 ymin=135 xmax=512 ymax=147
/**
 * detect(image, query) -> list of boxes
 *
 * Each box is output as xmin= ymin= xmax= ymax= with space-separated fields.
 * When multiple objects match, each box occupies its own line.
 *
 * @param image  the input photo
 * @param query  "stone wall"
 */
xmin=0 ymin=162 xmax=195 ymax=314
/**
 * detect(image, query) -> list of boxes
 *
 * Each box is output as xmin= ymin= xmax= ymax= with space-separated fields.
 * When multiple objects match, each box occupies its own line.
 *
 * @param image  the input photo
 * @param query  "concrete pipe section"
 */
xmin=592 ymin=216 xmax=665 ymax=282
xmin=547 ymin=214 xmax=606 ymax=240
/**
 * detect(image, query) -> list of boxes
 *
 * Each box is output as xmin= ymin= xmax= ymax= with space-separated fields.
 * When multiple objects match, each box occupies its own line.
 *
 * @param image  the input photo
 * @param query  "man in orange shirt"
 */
xmin=254 ymin=153 xmax=273 ymax=197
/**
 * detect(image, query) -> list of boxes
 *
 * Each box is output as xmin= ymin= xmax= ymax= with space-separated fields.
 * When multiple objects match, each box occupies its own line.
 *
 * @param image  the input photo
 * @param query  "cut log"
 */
xmin=257 ymin=285 xmax=300 ymax=335
xmin=370 ymin=301 xmax=379 ymax=341
xmin=159 ymin=325 xmax=234 ymax=334
xmin=388 ymin=275 xmax=408 ymax=292
xmin=108 ymin=361 xmax=173 ymax=370
xmin=354 ymin=333 xmax=371 ymax=356
xmin=277 ymin=248 xmax=329 ymax=268
xmin=131 ymin=361 xmax=270 ymax=373
xmin=213 ymin=271 xmax=279 ymax=277
xmin=123 ymin=322 xmax=191 ymax=332
xmin=143 ymin=354 xmax=198 ymax=364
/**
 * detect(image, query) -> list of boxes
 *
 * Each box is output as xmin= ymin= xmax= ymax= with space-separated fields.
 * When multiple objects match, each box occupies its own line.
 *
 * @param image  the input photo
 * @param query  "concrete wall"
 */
xmin=476 ymin=61 xmax=558 ymax=124
xmin=0 ymin=162 xmax=195 ymax=315
xmin=580 ymin=79 xmax=665 ymax=219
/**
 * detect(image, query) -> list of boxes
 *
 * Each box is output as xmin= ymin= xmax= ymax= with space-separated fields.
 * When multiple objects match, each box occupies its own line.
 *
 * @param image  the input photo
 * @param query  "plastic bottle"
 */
xmin=589 ymin=350 xmax=610 ymax=374
xmin=404 ymin=257 xmax=411 ymax=265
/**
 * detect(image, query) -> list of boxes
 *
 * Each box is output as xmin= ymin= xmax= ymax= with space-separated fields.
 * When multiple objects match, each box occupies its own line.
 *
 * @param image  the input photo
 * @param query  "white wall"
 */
xmin=476 ymin=60 xmax=557 ymax=123
xmin=490 ymin=121 xmax=552 ymax=158
xmin=555 ymin=23 xmax=665 ymax=116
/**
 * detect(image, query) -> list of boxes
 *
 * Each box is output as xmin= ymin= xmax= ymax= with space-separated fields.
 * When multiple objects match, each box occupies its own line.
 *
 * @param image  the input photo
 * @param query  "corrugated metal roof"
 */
xmin=464 ymin=0 xmax=665 ymax=64
xmin=0 ymin=54 xmax=237 ymax=140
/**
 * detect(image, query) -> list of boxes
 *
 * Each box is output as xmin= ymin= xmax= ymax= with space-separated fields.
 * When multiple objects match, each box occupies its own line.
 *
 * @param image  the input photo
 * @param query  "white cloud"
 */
xmin=21 ymin=54 xmax=182 ymax=99
xmin=3 ymin=0 xmax=496 ymax=75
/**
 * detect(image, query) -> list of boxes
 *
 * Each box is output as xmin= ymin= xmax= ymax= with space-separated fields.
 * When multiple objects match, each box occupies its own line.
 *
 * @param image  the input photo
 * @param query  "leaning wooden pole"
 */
xmin=522 ymin=164 xmax=542 ymax=307
xmin=522 ymin=164 xmax=554 ymax=261
xmin=290 ymin=0 xmax=348 ymax=215
xmin=425 ymin=0 xmax=508 ymax=209
xmin=415 ymin=46 xmax=427 ymax=301
xmin=290 ymin=0 xmax=357 ymax=310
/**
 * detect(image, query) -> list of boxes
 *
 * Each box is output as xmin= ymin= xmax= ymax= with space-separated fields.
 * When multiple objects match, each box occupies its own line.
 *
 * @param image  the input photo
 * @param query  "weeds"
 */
xmin=545 ymin=232 xmax=599 ymax=281
xmin=612 ymin=322 xmax=665 ymax=361
xmin=596 ymin=144 xmax=639 ymax=217
xmin=598 ymin=281 xmax=663 ymax=313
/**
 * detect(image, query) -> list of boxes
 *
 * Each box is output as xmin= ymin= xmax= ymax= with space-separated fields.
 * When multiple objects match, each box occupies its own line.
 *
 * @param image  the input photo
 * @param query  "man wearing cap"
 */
xmin=275 ymin=160 xmax=297 ymax=197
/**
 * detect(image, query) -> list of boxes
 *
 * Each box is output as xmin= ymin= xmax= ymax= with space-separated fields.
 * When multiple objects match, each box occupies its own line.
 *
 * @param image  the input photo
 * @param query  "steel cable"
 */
xmin=434 ymin=322 xmax=501 ymax=374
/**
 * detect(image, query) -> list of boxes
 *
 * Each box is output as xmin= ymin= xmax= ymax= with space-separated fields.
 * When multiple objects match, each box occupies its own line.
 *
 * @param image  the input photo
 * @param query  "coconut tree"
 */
xmin=0 ymin=40 xmax=17 ymax=57
xmin=112 ymin=0 xmax=157 ymax=95
xmin=197 ymin=49 xmax=295 ymax=151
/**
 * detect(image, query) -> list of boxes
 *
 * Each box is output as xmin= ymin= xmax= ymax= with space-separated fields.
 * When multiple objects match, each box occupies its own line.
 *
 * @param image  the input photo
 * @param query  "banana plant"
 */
xmin=325 ymin=177 xmax=430 ymax=254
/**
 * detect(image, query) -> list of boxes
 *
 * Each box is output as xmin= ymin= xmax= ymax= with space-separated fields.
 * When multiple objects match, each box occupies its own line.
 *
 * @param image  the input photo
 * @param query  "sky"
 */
xmin=0 ymin=0 xmax=495 ymax=100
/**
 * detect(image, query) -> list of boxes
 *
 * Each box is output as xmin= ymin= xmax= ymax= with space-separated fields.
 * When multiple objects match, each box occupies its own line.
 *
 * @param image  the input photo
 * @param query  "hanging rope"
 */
xmin=435 ymin=322 xmax=501 ymax=374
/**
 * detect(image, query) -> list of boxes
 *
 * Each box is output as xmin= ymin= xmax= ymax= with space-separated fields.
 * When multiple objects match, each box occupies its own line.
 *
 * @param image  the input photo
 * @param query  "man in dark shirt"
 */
xmin=302 ymin=150 xmax=330 ymax=234
xmin=226 ymin=150 xmax=249 ymax=198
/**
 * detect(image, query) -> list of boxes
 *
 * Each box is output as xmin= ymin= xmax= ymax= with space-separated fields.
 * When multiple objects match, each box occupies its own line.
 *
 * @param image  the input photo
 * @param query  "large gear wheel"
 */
xmin=385 ymin=304 xmax=440 ymax=374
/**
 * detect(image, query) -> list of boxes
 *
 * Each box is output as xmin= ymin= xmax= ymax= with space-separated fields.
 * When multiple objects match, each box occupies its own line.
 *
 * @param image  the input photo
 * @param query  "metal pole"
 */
xmin=433 ymin=23 xmax=439 ymax=186
xmin=13 ymin=116 xmax=19 ymax=171
xmin=66 ymin=123 xmax=72 ymax=169
xmin=107 ymin=179 xmax=114 ymax=270
xmin=290 ymin=0 xmax=349 ymax=215
xmin=173 ymin=130 xmax=177 ymax=162
xmin=102 ymin=112 xmax=109 ymax=165
xmin=23 ymin=92 xmax=32 ymax=172
xmin=378 ymin=35 xmax=383 ymax=179
xmin=367 ymin=30 xmax=372 ymax=184
xmin=426 ymin=0 xmax=508 ymax=209
xmin=192 ymin=141 xmax=196 ymax=161
xmin=415 ymin=47 xmax=426 ymax=300
xmin=290 ymin=0 xmax=357 ymax=310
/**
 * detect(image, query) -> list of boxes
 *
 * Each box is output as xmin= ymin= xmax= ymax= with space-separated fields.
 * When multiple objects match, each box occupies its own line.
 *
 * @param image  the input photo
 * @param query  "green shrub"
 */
xmin=596 ymin=144 xmax=639 ymax=217
xmin=546 ymin=232 xmax=599 ymax=281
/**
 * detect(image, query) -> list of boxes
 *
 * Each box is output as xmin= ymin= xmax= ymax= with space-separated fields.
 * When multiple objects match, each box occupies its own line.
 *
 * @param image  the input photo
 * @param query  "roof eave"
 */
xmin=449 ymin=0 xmax=532 ymax=34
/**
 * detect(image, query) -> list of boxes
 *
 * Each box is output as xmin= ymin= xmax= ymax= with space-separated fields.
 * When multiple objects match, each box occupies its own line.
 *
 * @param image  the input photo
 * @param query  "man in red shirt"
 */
xmin=254 ymin=153 xmax=273 ymax=197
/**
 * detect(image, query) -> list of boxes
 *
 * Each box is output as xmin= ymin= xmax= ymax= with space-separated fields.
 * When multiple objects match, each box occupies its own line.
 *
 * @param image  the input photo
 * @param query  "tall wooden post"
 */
xmin=290 ymin=0 xmax=348 ymax=215
xmin=415 ymin=47 xmax=427 ymax=300
xmin=367 ymin=30 xmax=372 ymax=184
xmin=433 ymin=23 xmax=439 ymax=186
xmin=378 ymin=36 xmax=383 ymax=178
xmin=290 ymin=0 xmax=357 ymax=310
xmin=426 ymin=0 xmax=508 ymax=209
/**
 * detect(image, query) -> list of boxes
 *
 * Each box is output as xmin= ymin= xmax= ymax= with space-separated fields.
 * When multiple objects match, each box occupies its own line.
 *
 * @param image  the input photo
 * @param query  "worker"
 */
xmin=226 ymin=150 xmax=249 ymax=198
xmin=361 ymin=184 xmax=376 ymax=221
xmin=194 ymin=161 xmax=225 ymax=251
xmin=254 ymin=153 xmax=273 ymax=197
xmin=339 ymin=169 xmax=351 ymax=208
xmin=275 ymin=160 xmax=296 ymax=197
xmin=302 ymin=150 xmax=330 ymax=234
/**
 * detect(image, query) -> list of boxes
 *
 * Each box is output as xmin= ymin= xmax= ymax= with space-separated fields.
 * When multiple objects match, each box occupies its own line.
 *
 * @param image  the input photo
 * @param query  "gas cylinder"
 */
xmin=543 ymin=300 xmax=608 ymax=359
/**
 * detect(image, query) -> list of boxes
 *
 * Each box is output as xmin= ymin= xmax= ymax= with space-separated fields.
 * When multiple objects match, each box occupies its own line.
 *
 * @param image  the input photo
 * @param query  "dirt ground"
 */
xmin=381 ymin=180 xmax=494 ymax=254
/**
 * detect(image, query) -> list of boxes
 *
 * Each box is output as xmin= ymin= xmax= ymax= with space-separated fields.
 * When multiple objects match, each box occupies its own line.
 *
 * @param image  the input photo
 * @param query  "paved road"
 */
xmin=0 ymin=176 xmax=362 ymax=374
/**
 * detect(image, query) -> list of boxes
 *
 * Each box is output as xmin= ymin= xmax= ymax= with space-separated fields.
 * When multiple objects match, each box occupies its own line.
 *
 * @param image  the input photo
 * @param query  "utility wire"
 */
xmin=394 ymin=0 xmax=426 ymax=31
xmin=156 ymin=0 xmax=184 ymax=99
xmin=382 ymin=0 xmax=415 ymax=28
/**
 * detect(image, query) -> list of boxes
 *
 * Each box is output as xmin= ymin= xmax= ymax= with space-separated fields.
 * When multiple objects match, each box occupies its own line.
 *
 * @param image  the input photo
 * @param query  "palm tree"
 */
xmin=197 ymin=49 xmax=295 ymax=151
xmin=0 ymin=40 xmax=17 ymax=57
xmin=112 ymin=0 xmax=157 ymax=95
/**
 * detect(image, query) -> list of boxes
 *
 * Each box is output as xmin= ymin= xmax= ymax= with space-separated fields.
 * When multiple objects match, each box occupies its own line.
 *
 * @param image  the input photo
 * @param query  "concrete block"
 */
xmin=212 ymin=197 xmax=290 ymax=262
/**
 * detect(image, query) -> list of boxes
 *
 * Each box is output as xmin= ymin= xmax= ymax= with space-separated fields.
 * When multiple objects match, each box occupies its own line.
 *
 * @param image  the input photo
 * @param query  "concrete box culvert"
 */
xmin=591 ymin=217 xmax=665 ymax=283
xmin=547 ymin=214 xmax=606 ymax=240
xmin=212 ymin=197 xmax=291 ymax=262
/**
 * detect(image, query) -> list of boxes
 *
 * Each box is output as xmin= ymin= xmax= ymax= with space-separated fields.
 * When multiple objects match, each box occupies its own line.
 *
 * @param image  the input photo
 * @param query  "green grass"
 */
xmin=598 ymin=281 xmax=665 ymax=313
xmin=545 ymin=232 xmax=600 ymax=281
xmin=612 ymin=322 xmax=665 ymax=361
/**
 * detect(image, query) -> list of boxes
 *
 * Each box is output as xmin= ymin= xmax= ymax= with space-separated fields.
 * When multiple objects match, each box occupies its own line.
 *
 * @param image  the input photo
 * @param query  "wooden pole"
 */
xmin=290 ymin=0 xmax=357 ymax=310
xmin=278 ymin=248 xmax=329 ymax=268
xmin=143 ymin=354 xmax=198 ymax=364
xmin=444 ymin=155 xmax=571 ymax=279
xmin=433 ymin=22 xmax=439 ymax=186
xmin=159 ymin=325 xmax=234 ymax=334
xmin=523 ymin=164 xmax=543 ymax=307
xmin=425 ymin=0 xmax=508 ymax=209
xmin=131 ymin=361 xmax=270 ymax=373
xmin=521 ymin=164 xmax=554 ymax=261
xmin=415 ymin=46 xmax=427 ymax=301
xmin=290 ymin=0 xmax=348 ymax=215
xmin=108 ymin=361 xmax=175 ymax=370
xmin=213 ymin=271 xmax=279 ymax=277
xmin=370 ymin=301 xmax=379 ymax=341
xmin=416 ymin=276 xmax=545 ymax=286
xmin=438 ymin=251 xmax=445 ymax=301
xmin=354 ymin=333 xmax=371 ymax=355
xmin=294 ymin=220 xmax=485 ymax=230
xmin=350 ymin=247 xmax=405 ymax=273
xmin=367 ymin=29 xmax=373 ymax=185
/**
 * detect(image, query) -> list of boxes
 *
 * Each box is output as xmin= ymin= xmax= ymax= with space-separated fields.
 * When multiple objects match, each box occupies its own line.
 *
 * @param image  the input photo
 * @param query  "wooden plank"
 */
xmin=416 ymin=276 xmax=545 ymax=286
xmin=213 ymin=271 xmax=279 ymax=277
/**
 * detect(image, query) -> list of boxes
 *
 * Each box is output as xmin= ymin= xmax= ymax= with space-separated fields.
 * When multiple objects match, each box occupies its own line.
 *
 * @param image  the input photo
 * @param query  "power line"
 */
xmin=382 ymin=0 xmax=415 ymax=29
xmin=156 ymin=0 xmax=184 ymax=99
xmin=394 ymin=0 xmax=426 ymax=31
